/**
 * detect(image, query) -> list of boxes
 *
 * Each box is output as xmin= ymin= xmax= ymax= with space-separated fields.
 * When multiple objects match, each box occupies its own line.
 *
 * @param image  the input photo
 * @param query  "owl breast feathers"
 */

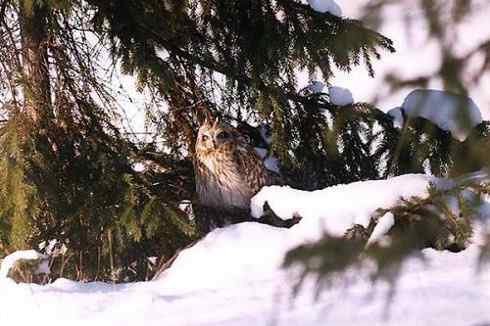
xmin=195 ymin=119 xmax=269 ymax=210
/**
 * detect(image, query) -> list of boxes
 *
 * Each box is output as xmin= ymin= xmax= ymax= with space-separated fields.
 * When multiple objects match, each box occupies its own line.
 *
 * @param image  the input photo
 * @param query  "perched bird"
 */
xmin=194 ymin=118 xmax=269 ymax=210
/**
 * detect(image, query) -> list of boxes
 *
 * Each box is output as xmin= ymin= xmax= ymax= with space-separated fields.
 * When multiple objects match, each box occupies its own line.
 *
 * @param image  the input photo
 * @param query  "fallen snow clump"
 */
xmin=395 ymin=89 xmax=482 ymax=141
xmin=329 ymin=86 xmax=354 ymax=106
xmin=307 ymin=0 xmax=342 ymax=17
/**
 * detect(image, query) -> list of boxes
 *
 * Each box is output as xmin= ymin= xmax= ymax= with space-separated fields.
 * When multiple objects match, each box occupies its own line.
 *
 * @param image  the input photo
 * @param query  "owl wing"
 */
xmin=232 ymin=144 xmax=269 ymax=193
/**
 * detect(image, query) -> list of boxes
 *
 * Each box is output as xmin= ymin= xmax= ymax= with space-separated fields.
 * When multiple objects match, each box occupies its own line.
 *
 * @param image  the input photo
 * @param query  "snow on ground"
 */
xmin=1 ymin=174 xmax=490 ymax=326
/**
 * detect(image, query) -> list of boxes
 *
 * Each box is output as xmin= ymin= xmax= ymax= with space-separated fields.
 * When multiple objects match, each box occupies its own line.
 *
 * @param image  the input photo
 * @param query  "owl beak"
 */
xmin=211 ymin=140 xmax=217 ymax=149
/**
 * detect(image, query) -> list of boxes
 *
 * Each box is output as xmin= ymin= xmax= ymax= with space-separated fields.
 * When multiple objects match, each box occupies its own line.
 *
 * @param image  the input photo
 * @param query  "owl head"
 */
xmin=196 ymin=117 xmax=241 ymax=154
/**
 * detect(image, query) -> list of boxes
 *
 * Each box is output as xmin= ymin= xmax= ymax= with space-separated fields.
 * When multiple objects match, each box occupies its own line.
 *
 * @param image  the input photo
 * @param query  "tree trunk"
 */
xmin=18 ymin=0 xmax=52 ymax=124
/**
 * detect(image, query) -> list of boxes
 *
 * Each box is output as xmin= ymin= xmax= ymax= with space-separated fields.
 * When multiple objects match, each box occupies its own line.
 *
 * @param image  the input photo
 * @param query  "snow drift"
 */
xmin=1 ymin=174 xmax=490 ymax=326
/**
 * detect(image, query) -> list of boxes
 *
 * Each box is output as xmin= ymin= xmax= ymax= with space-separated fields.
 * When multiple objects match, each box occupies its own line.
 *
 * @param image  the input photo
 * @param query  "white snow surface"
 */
xmin=251 ymin=174 xmax=430 ymax=237
xmin=329 ymin=86 xmax=354 ymax=106
xmin=401 ymin=89 xmax=483 ymax=141
xmin=1 ymin=174 xmax=490 ymax=326
xmin=307 ymin=0 xmax=342 ymax=17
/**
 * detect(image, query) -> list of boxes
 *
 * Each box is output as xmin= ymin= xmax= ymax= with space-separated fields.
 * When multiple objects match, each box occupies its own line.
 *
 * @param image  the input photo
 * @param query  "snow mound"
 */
xmin=0 ymin=250 xmax=49 ymax=278
xmin=307 ymin=0 xmax=342 ymax=17
xmin=401 ymin=89 xmax=482 ymax=141
xmin=329 ymin=86 xmax=354 ymax=106
xmin=251 ymin=174 xmax=430 ymax=237
xmin=158 ymin=223 xmax=289 ymax=291
xmin=161 ymin=174 xmax=433 ymax=292
xmin=1 ymin=174 xmax=490 ymax=325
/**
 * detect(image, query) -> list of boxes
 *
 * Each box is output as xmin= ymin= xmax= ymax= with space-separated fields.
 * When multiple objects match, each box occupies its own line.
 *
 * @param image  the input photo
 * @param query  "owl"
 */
xmin=195 ymin=118 xmax=269 ymax=210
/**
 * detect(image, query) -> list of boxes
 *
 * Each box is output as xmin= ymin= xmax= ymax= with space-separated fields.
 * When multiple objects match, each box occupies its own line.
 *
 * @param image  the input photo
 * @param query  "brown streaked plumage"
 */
xmin=195 ymin=118 xmax=269 ymax=210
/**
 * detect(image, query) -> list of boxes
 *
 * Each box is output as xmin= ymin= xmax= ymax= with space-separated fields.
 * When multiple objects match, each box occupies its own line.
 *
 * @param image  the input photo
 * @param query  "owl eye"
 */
xmin=216 ymin=131 xmax=231 ymax=140
xmin=201 ymin=134 xmax=209 ymax=141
